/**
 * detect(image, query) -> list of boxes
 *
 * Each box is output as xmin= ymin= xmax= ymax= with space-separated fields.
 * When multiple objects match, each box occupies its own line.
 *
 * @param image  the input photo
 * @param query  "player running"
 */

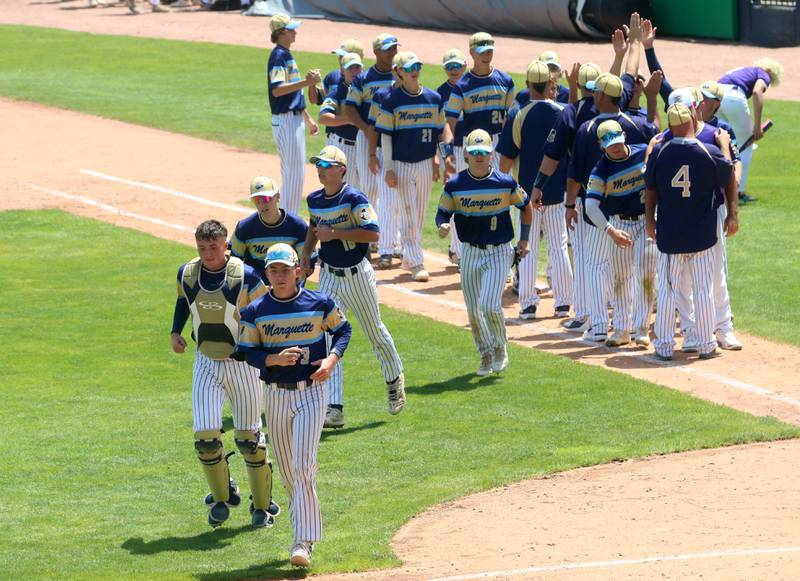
xmin=171 ymin=220 xmax=279 ymax=530
xmin=239 ymin=243 xmax=352 ymax=568
xmin=436 ymin=129 xmax=532 ymax=375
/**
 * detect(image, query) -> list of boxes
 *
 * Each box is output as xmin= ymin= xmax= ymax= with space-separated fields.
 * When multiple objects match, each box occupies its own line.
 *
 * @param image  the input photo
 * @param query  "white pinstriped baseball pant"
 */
xmin=608 ymin=216 xmax=659 ymax=334
xmin=448 ymin=146 xmax=467 ymax=260
xmin=192 ymin=350 xmax=262 ymax=432
xmin=264 ymin=381 xmax=326 ymax=544
xmin=571 ymin=198 xmax=590 ymax=321
xmin=583 ymin=220 xmax=612 ymax=335
xmin=654 ymin=249 xmax=717 ymax=357
xmin=271 ymin=112 xmax=306 ymax=216
xmin=317 ymin=257 xmax=403 ymax=407
xmin=460 ymin=242 xmax=514 ymax=355
xmin=326 ymin=135 xmax=360 ymax=192
xmin=676 ymin=205 xmax=735 ymax=339
xmin=355 ymin=133 xmax=401 ymax=255
xmin=717 ymin=85 xmax=754 ymax=192
xmin=393 ymin=159 xmax=433 ymax=269
xmin=377 ymin=162 xmax=402 ymax=256
xmin=517 ymin=202 xmax=573 ymax=310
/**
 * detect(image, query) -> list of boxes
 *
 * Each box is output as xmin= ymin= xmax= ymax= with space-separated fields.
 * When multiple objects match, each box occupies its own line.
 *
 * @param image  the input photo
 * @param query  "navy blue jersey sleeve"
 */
xmin=171 ymin=297 xmax=190 ymax=334
xmin=495 ymin=107 xmax=519 ymax=159
xmin=323 ymin=297 xmax=352 ymax=358
xmin=644 ymin=144 xmax=660 ymax=190
xmin=709 ymin=145 xmax=734 ymax=187
xmin=239 ymin=303 xmax=268 ymax=375
xmin=543 ymin=105 xmax=574 ymax=161
xmin=644 ymin=47 xmax=674 ymax=107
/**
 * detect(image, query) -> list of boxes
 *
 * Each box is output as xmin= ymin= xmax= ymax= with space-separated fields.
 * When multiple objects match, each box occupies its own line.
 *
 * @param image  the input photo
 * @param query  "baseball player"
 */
xmin=230 ymin=176 xmax=309 ymax=284
xmin=345 ymin=33 xmax=400 ymax=252
xmin=645 ymin=103 xmax=734 ymax=360
xmin=584 ymin=120 xmax=655 ymax=346
xmin=318 ymin=52 xmax=363 ymax=190
xmin=239 ymin=243 xmax=352 ymax=568
xmin=437 ymin=49 xmax=468 ymax=268
xmin=497 ymin=61 xmax=573 ymax=320
xmin=444 ymin=32 xmax=515 ymax=167
xmin=566 ymin=73 xmax=658 ymax=342
xmin=436 ymin=129 xmax=532 ymax=374
xmin=308 ymin=38 xmax=365 ymax=107
xmin=267 ymin=13 xmax=321 ymax=215
xmin=300 ymin=146 xmax=405 ymax=429
xmin=171 ymin=220 xmax=279 ymax=530
xmin=375 ymin=51 xmax=452 ymax=283
xmin=512 ymin=50 xmax=572 ymax=111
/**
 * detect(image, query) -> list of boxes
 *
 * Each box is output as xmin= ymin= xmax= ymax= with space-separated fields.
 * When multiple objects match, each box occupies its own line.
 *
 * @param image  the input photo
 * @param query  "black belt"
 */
xmin=468 ymin=242 xmax=505 ymax=250
xmin=618 ymin=214 xmax=643 ymax=221
xmin=325 ymin=263 xmax=359 ymax=277
xmin=276 ymin=110 xmax=303 ymax=116
xmin=333 ymin=135 xmax=357 ymax=146
xmin=267 ymin=380 xmax=309 ymax=390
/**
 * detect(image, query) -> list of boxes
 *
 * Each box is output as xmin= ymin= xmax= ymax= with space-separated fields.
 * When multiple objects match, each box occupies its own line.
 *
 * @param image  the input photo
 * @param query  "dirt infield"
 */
xmin=4 ymin=0 xmax=800 ymax=101
xmin=4 ymin=97 xmax=800 ymax=579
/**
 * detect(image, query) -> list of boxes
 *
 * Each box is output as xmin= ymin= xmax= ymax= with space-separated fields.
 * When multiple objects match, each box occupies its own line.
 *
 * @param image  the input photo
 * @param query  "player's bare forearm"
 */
xmin=317 ymin=226 xmax=379 ymax=244
xmin=272 ymin=79 xmax=312 ymax=98
xmin=318 ymin=112 xmax=347 ymax=127
xmin=644 ymin=187 xmax=657 ymax=237
xmin=752 ymin=89 xmax=765 ymax=129
xmin=301 ymin=227 xmax=318 ymax=267
xmin=725 ymin=172 xmax=739 ymax=215
xmin=499 ymin=155 xmax=514 ymax=174
xmin=367 ymin=126 xmax=379 ymax=156
xmin=446 ymin=117 xmax=457 ymax=138
xmin=566 ymin=178 xmax=580 ymax=205
xmin=520 ymin=202 xmax=533 ymax=225
xmin=609 ymin=52 xmax=624 ymax=77
xmin=345 ymin=105 xmax=369 ymax=133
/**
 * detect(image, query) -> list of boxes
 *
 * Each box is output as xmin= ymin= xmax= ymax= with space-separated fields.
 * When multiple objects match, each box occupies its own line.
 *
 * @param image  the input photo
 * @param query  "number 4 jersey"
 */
xmin=375 ymin=86 xmax=445 ymax=162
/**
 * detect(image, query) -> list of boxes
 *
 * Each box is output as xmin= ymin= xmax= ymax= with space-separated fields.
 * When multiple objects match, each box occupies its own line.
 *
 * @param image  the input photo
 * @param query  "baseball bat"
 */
xmin=739 ymin=119 xmax=773 ymax=152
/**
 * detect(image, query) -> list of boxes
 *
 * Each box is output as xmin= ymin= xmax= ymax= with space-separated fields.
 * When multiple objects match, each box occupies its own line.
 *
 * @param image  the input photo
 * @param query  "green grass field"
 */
xmin=1 ymin=210 xmax=797 ymax=580
xmin=1 ymin=26 xmax=797 ymax=345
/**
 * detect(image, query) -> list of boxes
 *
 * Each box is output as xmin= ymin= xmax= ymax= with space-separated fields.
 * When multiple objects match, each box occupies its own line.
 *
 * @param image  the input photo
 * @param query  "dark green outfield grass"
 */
xmin=1 ymin=209 xmax=797 ymax=580
xmin=1 ymin=26 xmax=796 ymax=345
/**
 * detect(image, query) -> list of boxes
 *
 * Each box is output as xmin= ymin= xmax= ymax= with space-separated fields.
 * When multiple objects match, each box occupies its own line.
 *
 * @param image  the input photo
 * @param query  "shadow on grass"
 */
xmin=121 ymin=525 xmax=253 ymax=555
xmin=320 ymin=420 xmax=386 ymax=441
xmin=194 ymin=559 xmax=308 ymax=581
xmin=408 ymin=372 xmax=500 ymax=395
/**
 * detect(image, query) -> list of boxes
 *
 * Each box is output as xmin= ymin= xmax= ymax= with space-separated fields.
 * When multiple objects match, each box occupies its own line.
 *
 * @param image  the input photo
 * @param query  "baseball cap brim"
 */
xmin=701 ymin=89 xmax=720 ymax=100
xmin=378 ymin=40 xmax=399 ymax=51
xmin=332 ymin=48 xmax=348 ymax=56
xmin=343 ymin=60 xmax=363 ymax=69
xmin=585 ymin=80 xmax=597 ymax=91
xmin=601 ymin=133 xmax=626 ymax=148
xmin=284 ymin=21 xmax=301 ymax=30
xmin=474 ymin=45 xmax=495 ymax=54
xmin=541 ymin=59 xmax=560 ymax=68
xmin=400 ymin=56 xmax=421 ymax=69
xmin=309 ymin=154 xmax=345 ymax=165
xmin=443 ymin=58 xmax=466 ymax=66
xmin=249 ymin=190 xmax=277 ymax=199
xmin=466 ymin=144 xmax=493 ymax=154
xmin=265 ymin=257 xmax=297 ymax=267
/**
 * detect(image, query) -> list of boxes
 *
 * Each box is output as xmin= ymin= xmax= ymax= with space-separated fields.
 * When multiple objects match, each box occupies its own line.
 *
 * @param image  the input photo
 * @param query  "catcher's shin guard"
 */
xmin=194 ymin=430 xmax=230 ymax=503
xmin=234 ymin=430 xmax=273 ymax=511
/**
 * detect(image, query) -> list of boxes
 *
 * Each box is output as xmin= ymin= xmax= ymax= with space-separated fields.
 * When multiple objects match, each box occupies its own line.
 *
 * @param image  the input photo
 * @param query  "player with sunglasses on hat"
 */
xmin=376 ymin=52 xmax=454 ymax=283
xmin=436 ymin=129 xmax=532 ymax=375
xmin=230 ymin=176 xmax=310 ymax=285
xmin=512 ymin=50 xmax=573 ymax=114
xmin=300 ymin=146 xmax=405 ymax=429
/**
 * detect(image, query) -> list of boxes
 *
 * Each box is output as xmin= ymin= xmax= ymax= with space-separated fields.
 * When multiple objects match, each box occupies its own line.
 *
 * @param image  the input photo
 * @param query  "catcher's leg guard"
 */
xmin=194 ymin=430 xmax=230 ymax=503
xmin=234 ymin=430 xmax=273 ymax=511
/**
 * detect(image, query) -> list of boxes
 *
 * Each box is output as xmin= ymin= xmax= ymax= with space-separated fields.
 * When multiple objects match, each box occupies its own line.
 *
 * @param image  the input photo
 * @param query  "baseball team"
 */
xmin=169 ymin=10 xmax=782 ymax=569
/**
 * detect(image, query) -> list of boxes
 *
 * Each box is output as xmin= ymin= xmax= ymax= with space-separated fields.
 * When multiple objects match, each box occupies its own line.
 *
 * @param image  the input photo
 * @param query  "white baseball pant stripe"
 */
xmin=264 ymin=381 xmax=327 ymax=544
xmin=192 ymin=350 xmax=262 ymax=432
xmin=377 ymin=164 xmax=402 ymax=256
xmin=517 ymin=203 xmax=573 ymax=310
xmin=449 ymin=145 xmax=466 ymax=260
xmin=317 ymin=258 xmax=403 ymax=406
xmin=271 ymin=112 xmax=306 ymax=216
xmin=325 ymin=136 xmax=360 ymax=191
xmin=460 ymin=242 xmax=514 ymax=354
xmin=393 ymin=159 xmax=433 ymax=269
xmin=717 ymin=85 xmax=754 ymax=192
xmin=572 ymin=198 xmax=589 ymax=321
xmin=653 ymin=249 xmax=717 ymax=357
xmin=583 ymin=220 xmax=612 ymax=335
xmin=355 ymin=131 xmax=380 ymax=208
xmin=608 ymin=216 xmax=659 ymax=334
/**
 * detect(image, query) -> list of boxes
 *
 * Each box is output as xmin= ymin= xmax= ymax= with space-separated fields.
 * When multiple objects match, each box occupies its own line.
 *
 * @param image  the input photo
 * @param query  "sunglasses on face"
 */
xmin=252 ymin=195 xmax=275 ymax=204
xmin=403 ymin=63 xmax=422 ymax=73
xmin=315 ymin=160 xmax=340 ymax=169
xmin=444 ymin=63 xmax=464 ymax=71
xmin=468 ymin=150 xmax=490 ymax=157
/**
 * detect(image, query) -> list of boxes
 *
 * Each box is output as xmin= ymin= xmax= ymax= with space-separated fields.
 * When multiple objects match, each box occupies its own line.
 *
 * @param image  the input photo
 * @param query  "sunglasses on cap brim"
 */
xmin=315 ymin=160 xmax=342 ymax=168
xmin=444 ymin=62 xmax=465 ymax=71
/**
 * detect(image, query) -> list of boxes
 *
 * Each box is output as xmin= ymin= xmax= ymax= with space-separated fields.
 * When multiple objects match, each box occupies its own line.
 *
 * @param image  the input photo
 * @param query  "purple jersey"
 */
xmin=718 ymin=66 xmax=771 ymax=99
xmin=645 ymin=138 xmax=732 ymax=254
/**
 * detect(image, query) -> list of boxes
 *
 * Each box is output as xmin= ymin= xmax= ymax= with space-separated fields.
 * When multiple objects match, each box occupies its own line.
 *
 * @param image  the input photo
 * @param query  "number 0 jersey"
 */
xmin=375 ymin=86 xmax=445 ymax=163
xmin=436 ymin=169 xmax=530 ymax=246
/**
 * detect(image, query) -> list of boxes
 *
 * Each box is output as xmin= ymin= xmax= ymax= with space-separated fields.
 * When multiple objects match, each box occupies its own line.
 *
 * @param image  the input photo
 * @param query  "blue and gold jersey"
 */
xmin=307 ymin=184 xmax=379 ymax=267
xmin=375 ymin=86 xmax=445 ymax=163
xmin=543 ymin=96 xmax=597 ymax=162
xmin=230 ymin=210 xmax=308 ymax=283
xmin=445 ymin=68 xmax=515 ymax=136
xmin=239 ymin=288 xmax=352 ymax=383
xmin=496 ymin=99 xmax=566 ymax=206
xmin=267 ymin=46 xmax=305 ymax=114
xmin=645 ymin=138 xmax=732 ymax=254
xmin=586 ymin=143 xmax=647 ymax=217
xmin=346 ymin=66 xmax=394 ymax=125
xmin=317 ymin=69 xmax=343 ymax=136
xmin=320 ymin=81 xmax=359 ymax=142
xmin=436 ymin=169 xmax=529 ymax=246
xmin=437 ymin=80 xmax=464 ymax=147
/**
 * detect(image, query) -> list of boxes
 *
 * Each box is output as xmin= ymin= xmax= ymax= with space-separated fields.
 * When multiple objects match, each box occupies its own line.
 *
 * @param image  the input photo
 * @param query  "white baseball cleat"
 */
xmin=564 ymin=318 xmax=590 ymax=333
xmin=477 ymin=353 xmax=493 ymax=376
xmin=411 ymin=265 xmax=429 ymax=282
xmin=681 ymin=337 xmax=699 ymax=353
xmin=290 ymin=542 xmax=313 ymax=567
xmin=386 ymin=374 xmax=406 ymax=415
xmin=605 ymin=330 xmax=630 ymax=347
xmin=716 ymin=330 xmax=743 ymax=350
xmin=582 ymin=329 xmax=608 ymax=343
xmin=323 ymin=406 xmax=344 ymax=429
xmin=633 ymin=329 xmax=651 ymax=347
xmin=491 ymin=346 xmax=509 ymax=373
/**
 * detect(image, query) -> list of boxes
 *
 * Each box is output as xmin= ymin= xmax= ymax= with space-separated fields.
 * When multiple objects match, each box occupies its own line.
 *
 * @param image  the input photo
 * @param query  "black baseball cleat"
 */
xmin=250 ymin=497 xmax=281 ymax=518
xmin=554 ymin=305 xmax=571 ymax=318
xmin=208 ymin=501 xmax=230 ymax=528
xmin=251 ymin=508 xmax=275 ymax=529
xmin=519 ymin=305 xmax=537 ymax=320
xmin=739 ymin=192 xmax=757 ymax=203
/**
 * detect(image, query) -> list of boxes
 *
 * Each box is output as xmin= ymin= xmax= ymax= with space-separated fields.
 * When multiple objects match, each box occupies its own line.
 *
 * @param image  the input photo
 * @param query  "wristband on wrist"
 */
xmin=565 ymin=203 xmax=576 ymax=209
xmin=533 ymin=171 xmax=550 ymax=190
xmin=519 ymin=222 xmax=532 ymax=242
xmin=604 ymin=223 xmax=613 ymax=233
xmin=438 ymin=141 xmax=454 ymax=159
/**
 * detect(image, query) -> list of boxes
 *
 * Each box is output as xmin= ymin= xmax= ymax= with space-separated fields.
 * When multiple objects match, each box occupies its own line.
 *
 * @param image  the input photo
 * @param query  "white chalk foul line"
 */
xmin=80 ymin=169 xmax=251 ymax=215
xmin=24 ymin=184 xmax=194 ymax=233
xmin=377 ymin=281 xmax=800 ymax=409
xmin=427 ymin=545 xmax=800 ymax=580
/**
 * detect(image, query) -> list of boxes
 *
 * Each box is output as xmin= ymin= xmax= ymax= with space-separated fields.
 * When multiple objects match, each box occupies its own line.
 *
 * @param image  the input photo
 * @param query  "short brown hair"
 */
xmin=270 ymin=29 xmax=283 ymax=44
xmin=195 ymin=219 xmax=227 ymax=241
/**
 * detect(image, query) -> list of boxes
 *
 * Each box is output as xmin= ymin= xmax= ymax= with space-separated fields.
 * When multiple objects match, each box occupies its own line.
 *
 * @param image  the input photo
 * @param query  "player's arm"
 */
xmin=318 ymin=95 xmax=349 ymax=127
xmin=643 ymin=153 xmax=658 ymax=239
xmin=435 ymin=187 xmax=455 ymax=238
xmin=752 ymin=80 xmax=768 ymax=140
xmin=624 ymin=12 xmax=642 ymax=78
xmin=311 ymin=302 xmax=352 ymax=381
xmin=171 ymin=268 xmax=189 ymax=353
xmin=271 ymin=69 xmax=320 ymax=98
xmin=514 ymin=186 xmax=533 ymax=259
xmin=444 ymin=89 xmax=463 ymax=142
xmin=300 ymin=218 xmax=319 ymax=272
xmin=642 ymin=19 xmax=673 ymax=105
xmin=609 ymin=28 xmax=627 ymax=76
xmin=345 ymin=82 xmax=370 ymax=133
xmin=643 ymin=71 xmax=663 ymax=127
xmin=496 ymin=108 xmax=520 ymax=175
